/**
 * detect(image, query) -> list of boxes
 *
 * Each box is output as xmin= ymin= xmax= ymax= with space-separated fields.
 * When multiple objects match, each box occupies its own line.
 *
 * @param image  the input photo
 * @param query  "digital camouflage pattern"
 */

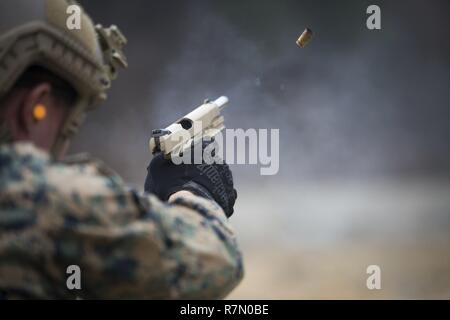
xmin=0 ymin=142 xmax=243 ymax=299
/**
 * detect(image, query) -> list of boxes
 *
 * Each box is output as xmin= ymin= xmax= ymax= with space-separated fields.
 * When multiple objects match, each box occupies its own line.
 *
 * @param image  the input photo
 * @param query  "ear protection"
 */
xmin=33 ymin=104 xmax=47 ymax=121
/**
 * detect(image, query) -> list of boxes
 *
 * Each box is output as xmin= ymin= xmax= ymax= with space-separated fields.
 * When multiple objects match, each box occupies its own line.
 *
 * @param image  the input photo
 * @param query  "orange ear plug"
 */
xmin=33 ymin=104 xmax=47 ymax=121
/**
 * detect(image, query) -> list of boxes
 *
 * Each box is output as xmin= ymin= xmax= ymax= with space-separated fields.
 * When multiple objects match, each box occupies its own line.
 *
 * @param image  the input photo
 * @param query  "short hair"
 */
xmin=9 ymin=65 xmax=78 ymax=107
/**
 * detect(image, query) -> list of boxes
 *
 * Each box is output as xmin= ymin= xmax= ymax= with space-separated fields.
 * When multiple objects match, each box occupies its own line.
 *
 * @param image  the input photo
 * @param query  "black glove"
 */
xmin=145 ymin=142 xmax=237 ymax=217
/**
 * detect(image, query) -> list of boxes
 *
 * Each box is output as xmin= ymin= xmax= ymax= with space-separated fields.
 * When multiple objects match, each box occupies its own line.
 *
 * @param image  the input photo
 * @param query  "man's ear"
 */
xmin=19 ymin=82 xmax=52 ymax=134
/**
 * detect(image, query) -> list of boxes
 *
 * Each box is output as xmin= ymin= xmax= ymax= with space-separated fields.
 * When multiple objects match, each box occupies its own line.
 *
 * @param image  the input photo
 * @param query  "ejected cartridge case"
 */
xmin=296 ymin=28 xmax=313 ymax=48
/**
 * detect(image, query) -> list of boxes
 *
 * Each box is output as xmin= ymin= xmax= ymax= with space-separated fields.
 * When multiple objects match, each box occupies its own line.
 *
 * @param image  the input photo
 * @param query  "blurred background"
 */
xmin=75 ymin=0 xmax=450 ymax=298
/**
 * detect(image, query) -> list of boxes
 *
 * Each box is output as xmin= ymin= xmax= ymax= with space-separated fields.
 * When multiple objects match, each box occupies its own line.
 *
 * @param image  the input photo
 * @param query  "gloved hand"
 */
xmin=144 ymin=142 xmax=237 ymax=217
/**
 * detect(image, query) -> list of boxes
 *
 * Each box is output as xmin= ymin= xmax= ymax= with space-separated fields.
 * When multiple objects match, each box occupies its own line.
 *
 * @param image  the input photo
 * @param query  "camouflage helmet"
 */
xmin=0 ymin=0 xmax=127 ymax=157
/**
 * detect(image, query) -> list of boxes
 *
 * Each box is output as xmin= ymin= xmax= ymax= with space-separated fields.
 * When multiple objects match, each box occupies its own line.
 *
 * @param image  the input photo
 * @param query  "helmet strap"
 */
xmin=50 ymin=98 xmax=89 ymax=159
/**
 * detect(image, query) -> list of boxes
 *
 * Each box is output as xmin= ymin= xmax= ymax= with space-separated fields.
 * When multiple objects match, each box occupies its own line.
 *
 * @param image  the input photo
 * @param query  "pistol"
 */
xmin=149 ymin=96 xmax=229 ymax=157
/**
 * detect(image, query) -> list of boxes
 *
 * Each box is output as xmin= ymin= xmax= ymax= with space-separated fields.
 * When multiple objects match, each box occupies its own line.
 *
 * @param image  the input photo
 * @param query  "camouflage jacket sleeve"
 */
xmin=41 ymin=155 xmax=244 ymax=299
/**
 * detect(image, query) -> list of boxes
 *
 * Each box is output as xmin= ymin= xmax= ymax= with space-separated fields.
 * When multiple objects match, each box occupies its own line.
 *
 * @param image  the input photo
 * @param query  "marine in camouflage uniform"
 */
xmin=0 ymin=0 xmax=243 ymax=299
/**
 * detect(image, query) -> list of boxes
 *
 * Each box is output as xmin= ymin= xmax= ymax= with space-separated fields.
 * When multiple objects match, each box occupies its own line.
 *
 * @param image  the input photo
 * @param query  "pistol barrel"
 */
xmin=213 ymin=96 xmax=229 ymax=111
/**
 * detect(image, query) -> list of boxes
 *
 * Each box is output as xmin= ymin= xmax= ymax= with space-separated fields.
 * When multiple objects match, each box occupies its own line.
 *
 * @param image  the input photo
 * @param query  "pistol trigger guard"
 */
xmin=151 ymin=129 xmax=171 ymax=154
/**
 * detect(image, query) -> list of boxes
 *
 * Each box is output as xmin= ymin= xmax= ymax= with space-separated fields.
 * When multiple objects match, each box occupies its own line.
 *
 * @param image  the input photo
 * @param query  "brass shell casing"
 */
xmin=296 ymin=28 xmax=313 ymax=48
